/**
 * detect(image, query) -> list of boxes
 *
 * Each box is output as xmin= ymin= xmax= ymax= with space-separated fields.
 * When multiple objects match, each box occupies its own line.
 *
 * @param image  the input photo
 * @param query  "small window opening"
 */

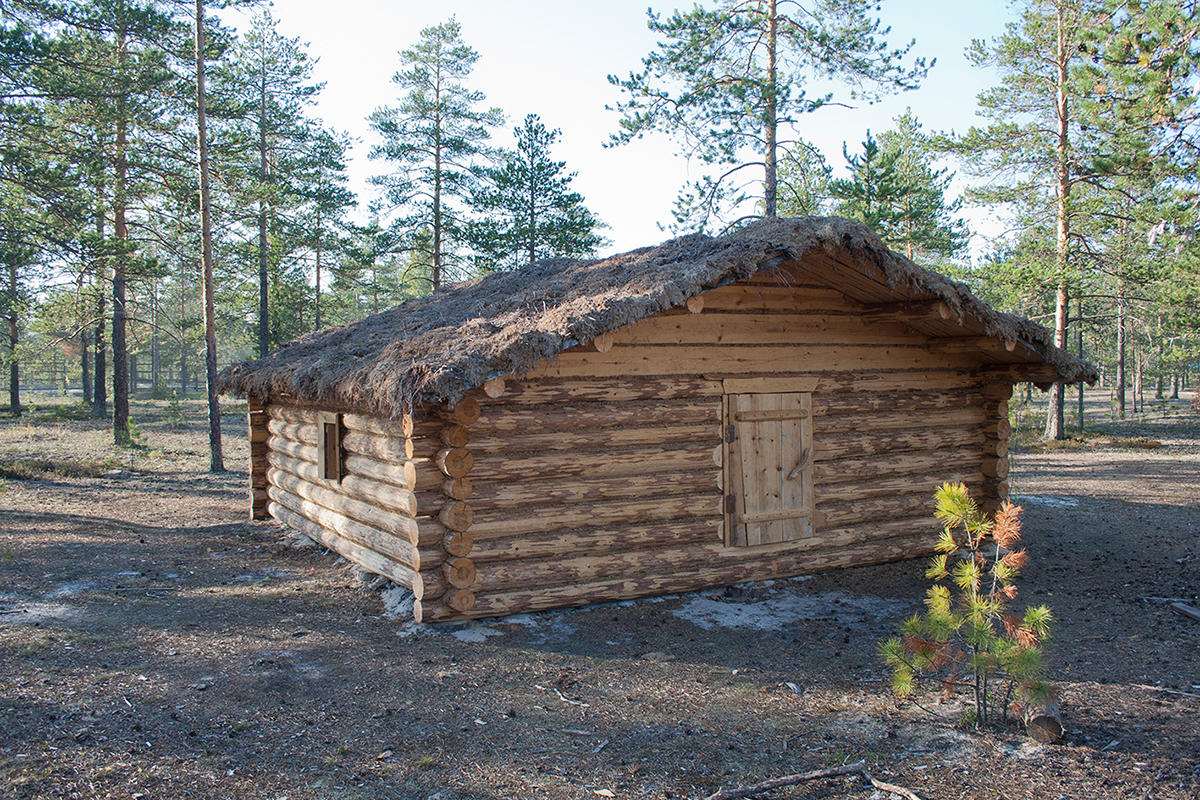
xmin=319 ymin=412 xmax=343 ymax=482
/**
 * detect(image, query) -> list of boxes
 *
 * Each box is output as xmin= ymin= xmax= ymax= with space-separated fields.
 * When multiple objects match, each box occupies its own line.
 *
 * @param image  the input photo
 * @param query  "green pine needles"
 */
xmin=880 ymin=483 xmax=1054 ymax=729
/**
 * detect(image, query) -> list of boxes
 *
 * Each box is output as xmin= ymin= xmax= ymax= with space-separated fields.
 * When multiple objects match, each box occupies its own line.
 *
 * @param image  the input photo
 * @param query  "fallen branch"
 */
xmin=702 ymin=760 xmax=923 ymax=800
xmin=1133 ymin=684 xmax=1200 ymax=700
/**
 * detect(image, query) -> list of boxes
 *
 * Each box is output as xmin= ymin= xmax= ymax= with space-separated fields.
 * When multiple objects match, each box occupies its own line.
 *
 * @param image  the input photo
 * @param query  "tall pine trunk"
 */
xmin=196 ymin=0 xmax=223 ymax=472
xmin=7 ymin=261 xmax=19 ymax=417
xmin=763 ymin=0 xmax=778 ymax=217
xmin=79 ymin=268 xmax=92 ymax=405
xmin=1043 ymin=1 xmax=1070 ymax=441
xmin=92 ymin=190 xmax=108 ymax=418
xmin=112 ymin=15 xmax=131 ymax=445
xmin=257 ymin=75 xmax=270 ymax=358
xmin=1116 ymin=279 xmax=1126 ymax=420
xmin=314 ymin=207 xmax=323 ymax=329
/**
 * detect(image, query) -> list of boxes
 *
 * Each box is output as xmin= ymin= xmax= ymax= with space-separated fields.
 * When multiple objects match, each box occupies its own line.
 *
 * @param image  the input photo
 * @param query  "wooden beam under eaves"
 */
xmin=860 ymin=300 xmax=953 ymax=324
xmin=931 ymin=336 xmax=1019 ymax=353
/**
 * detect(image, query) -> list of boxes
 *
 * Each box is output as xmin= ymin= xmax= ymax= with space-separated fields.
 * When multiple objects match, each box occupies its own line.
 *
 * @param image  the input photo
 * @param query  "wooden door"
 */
xmin=725 ymin=392 xmax=813 ymax=546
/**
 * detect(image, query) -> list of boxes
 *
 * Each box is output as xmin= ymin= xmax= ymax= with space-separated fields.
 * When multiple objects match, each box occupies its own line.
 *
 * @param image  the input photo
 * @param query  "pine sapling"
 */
xmin=880 ymin=482 xmax=1054 ymax=729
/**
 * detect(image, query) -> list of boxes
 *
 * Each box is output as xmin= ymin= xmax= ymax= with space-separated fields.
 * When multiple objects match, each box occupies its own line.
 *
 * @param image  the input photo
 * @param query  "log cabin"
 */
xmin=219 ymin=217 xmax=1097 ymax=623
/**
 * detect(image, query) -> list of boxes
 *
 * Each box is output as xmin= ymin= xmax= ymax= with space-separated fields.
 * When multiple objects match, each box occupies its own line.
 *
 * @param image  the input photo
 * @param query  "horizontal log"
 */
xmin=341 ymin=452 xmax=417 ymax=491
xmin=813 ymin=390 xmax=980 ymax=417
xmin=267 ymin=484 xmax=445 ymax=578
xmin=814 ymin=471 xmax=982 ymax=505
xmin=342 ymin=412 xmax=415 ymax=439
xmin=473 ymin=377 xmax=725 ymax=405
xmin=815 ymin=427 xmax=987 ymax=461
xmin=442 ymin=477 xmax=473 ymax=500
xmin=690 ymin=283 xmax=862 ymax=312
xmin=980 ymin=383 xmax=1015 ymax=400
xmin=523 ymin=343 xmax=980 ymax=380
xmin=249 ymin=426 xmax=269 ymax=443
xmin=251 ymin=487 xmax=268 ymax=506
xmin=468 ymin=494 xmax=723 ymax=540
xmin=470 ymin=397 xmax=720 ymax=434
xmin=269 ymin=451 xmax=419 ymax=519
xmin=267 ymin=468 xmax=428 ymax=554
xmin=268 ymin=419 xmax=320 ymax=447
xmin=815 ymin=492 xmax=954 ymax=530
xmin=250 ymin=472 xmax=269 ymax=489
xmin=443 ymin=557 xmax=477 ymax=589
xmin=268 ymin=501 xmax=445 ymax=602
xmin=983 ymin=479 xmax=1010 ymax=499
xmin=462 ymin=470 xmax=721 ymax=513
xmin=996 ymin=418 xmax=1013 ymax=440
xmin=439 ymin=397 xmax=481 ymax=426
xmin=467 ymin=423 xmax=719 ymax=455
xmin=931 ymin=336 xmax=1018 ymax=353
xmin=608 ymin=312 xmax=929 ymax=347
xmin=268 ymin=404 xmax=323 ymax=425
xmin=468 ymin=518 xmax=941 ymax=595
xmin=810 ymin=370 xmax=985 ymax=394
xmin=444 ymin=530 xmax=474 ymax=557
xmin=686 ymin=295 xmax=704 ymax=313
xmin=467 ymin=445 xmax=717 ymax=484
xmin=439 ymin=501 xmax=474 ymax=532
xmin=813 ymin=448 xmax=983 ymax=486
xmin=466 ymin=520 xmax=720 ymax=564
xmin=426 ymin=527 xmax=940 ymax=620
xmin=440 ymin=425 xmax=471 ymax=448
xmin=815 ymin=408 xmax=986 ymax=436
xmin=982 ymin=438 xmax=1009 ymax=458
xmin=483 ymin=376 xmax=506 ymax=398
xmin=444 ymin=588 xmax=476 ymax=613
xmin=590 ymin=332 xmax=614 ymax=353
xmin=859 ymin=300 xmax=952 ymax=323
xmin=981 ymin=456 xmax=1009 ymax=480
xmin=342 ymin=430 xmax=418 ymax=462
xmin=436 ymin=448 xmax=474 ymax=478
xmin=269 ymin=435 xmax=319 ymax=465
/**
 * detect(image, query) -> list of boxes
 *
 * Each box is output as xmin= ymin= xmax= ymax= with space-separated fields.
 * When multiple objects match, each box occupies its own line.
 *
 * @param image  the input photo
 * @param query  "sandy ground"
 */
xmin=0 ymin=392 xmax=1197 ymax=799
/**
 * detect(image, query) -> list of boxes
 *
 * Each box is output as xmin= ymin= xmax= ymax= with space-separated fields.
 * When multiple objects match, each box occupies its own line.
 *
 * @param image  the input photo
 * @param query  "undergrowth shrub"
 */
xmin=880 ymin=483 xmax=1054 ymax=729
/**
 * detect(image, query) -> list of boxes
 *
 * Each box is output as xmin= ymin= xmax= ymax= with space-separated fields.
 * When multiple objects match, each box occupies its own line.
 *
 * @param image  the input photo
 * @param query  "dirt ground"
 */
xmin=0 ymin=391 xmax=1197 ymax=800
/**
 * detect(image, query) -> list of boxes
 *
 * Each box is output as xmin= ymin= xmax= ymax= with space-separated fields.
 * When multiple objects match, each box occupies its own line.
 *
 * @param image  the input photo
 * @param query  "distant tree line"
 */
xmin=0 ymin=6 xmax=607 ymax=461
xmin=609 ymin=0 xmax=1200 ymax=439
xmin=2 ymin=0 xmax=1198 ymax=458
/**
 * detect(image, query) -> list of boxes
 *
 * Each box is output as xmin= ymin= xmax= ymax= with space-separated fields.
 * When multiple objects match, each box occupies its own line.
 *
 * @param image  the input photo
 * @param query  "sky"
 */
xmin=227 ymin=0 xmax=1025 ymax=258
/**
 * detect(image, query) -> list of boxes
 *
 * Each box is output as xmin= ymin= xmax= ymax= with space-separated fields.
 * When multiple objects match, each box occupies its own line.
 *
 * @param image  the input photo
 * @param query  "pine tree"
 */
xmin=832 ymin=115 xmax=966 ymax=262
xmin=217 ymin=10 xmax=321 ymax=357
xmin=774 ymin=140 xmax=832 ymax=217
xmin=469 ymin=114 xmax=605 ymax=272
xmin=608 ymin=0 xmax=930 ymax=231
xmin=951 ymin=0 xmax=1094 ymax=441
xmin=368 ymin=18 xmax=502 ymax=290
xmin=293 ymin=127 xmax=355 ymax=330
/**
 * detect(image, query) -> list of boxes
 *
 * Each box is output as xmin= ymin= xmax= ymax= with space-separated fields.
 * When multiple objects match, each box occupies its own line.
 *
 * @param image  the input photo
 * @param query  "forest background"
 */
xmin=1 ymin=0 xmax=1197 ymax=466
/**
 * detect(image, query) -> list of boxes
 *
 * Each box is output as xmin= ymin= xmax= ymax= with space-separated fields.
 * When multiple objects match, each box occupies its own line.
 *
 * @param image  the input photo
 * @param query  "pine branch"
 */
xmin=702 ymin=760 xmax=924 ymax=800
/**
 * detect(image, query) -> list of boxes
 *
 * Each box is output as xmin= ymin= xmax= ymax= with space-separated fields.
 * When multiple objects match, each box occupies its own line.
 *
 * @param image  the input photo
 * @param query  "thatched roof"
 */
xmin=219 ymin=216 xmax=1098 ymax=416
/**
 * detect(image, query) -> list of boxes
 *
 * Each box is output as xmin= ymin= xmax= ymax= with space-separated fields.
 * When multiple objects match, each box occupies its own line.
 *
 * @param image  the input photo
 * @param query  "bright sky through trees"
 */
xmin=225 ymin=0 xmax=1019 ymax=256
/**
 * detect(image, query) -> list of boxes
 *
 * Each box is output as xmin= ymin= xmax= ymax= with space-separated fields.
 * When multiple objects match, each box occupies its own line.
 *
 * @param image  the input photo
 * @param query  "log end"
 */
xmin=1026 ymin=714 xmax=1064 ymax=744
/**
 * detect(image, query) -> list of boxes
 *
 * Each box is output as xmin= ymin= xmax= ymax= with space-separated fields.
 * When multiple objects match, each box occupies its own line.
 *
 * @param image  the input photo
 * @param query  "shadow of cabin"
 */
xmin=219 ymin=216 xmax=1097 ymax=623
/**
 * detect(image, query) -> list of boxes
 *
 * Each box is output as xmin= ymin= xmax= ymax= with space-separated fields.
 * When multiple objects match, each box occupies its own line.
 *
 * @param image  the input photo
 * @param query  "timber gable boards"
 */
xmin=250 ymin=270 xmax=1016 ymax=622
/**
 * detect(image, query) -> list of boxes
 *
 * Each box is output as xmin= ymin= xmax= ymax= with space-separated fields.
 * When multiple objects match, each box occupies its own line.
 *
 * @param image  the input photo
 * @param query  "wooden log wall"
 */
xmin=258 ymin=274 xmax=1027 ymax=622
xmin=248 ymin=396 xmax=269 ymax=520
xmin=263 ymin=402 xmax=450 ymax=604
xmin=412 ymin=277 xmax=1014 ymax=621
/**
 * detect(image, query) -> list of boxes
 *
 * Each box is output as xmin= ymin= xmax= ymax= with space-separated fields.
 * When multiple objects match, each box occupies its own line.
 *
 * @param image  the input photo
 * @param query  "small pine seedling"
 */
xmin=880 ymin=482 xmax=1054 ymax=729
